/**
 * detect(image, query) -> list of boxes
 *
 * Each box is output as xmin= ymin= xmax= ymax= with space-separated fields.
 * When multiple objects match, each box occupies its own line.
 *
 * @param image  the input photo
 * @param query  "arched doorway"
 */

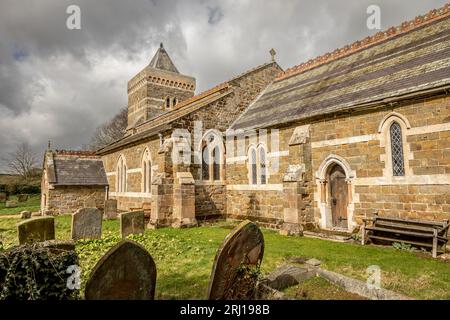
xmin=327 ymin=164 xmax=348 ymax=229
xmin=316 ymin=154 xmax=355 ymax=232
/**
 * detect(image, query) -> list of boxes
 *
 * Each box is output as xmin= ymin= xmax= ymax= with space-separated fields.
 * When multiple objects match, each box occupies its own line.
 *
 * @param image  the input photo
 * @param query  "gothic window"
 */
xmin=212 ymin=146 xmax=220 ymax=181
xmin=117 ymin=155 xmax=127 ymax=192
xmin=173 ymin=97 xmax=177 ymax=107
xmin=142 ymin=149 xmax=152 ymax=193
xmin=390 ymin=122 xmax=405 ymax=176
xmin=166 ymin=97 xmax=170 ymax=109
xmin=200 ymin=132 xmax=224 ymax=182
xmin=249 ymin=147 xmax=257 ymax=185
xmin=202 ymin=145 xmax=210 ymax=181
xmin=259 ymin=146 xmax=267 ymax=184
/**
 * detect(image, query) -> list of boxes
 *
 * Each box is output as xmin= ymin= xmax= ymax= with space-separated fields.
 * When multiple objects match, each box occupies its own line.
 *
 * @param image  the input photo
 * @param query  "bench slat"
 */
xmin=374 ymin=216 xmax=447 ymax=228
xmin=365 ymin=226 xmax=435 ymax=238
xmin=374 ymin=221 xmax=441 ymax=234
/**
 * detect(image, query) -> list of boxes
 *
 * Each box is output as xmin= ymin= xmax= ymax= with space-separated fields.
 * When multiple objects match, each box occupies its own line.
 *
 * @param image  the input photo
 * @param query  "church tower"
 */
xmin=126 ymin=43 xmax=196 ymax=129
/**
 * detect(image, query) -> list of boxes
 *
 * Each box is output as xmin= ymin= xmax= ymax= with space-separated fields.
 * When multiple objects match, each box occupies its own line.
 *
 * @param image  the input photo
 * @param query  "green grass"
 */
xmin=283 ymin=276 xmax=366 ymax=300
xmin=0 ymin=216 xmax=449 ymax=300
xmin=0 ymin=194 xmax=40 ymax=215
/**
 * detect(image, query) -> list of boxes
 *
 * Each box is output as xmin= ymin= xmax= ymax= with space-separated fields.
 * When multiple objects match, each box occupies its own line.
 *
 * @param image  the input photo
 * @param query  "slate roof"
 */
xmin=231 ymin=5 xmax=450 ymax=131
xmin=148 ymin=43 xmax=180 ymax=73
xmin=46 ymin=151 xmax=108 ymax=186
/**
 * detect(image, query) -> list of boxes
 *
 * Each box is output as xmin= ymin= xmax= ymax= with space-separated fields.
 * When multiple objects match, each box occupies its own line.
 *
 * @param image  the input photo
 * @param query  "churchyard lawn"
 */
xmin=0 ymin=215 xmax=449 ymax=300
xmin=0 ymin=194 xmax=40 ymax=215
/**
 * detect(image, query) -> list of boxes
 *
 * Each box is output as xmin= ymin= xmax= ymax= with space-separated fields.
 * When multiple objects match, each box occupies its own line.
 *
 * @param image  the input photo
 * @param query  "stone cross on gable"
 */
xmin=269 ymin=48 xmax=276 ymax=62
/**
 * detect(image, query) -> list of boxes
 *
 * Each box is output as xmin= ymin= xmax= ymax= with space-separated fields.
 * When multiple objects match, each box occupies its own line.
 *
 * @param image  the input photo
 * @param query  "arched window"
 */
xmin=117 ymin=155 xmax=127 ymax=193
xmin=249 ymin=147 xmax=257 ymax=185
xmin=172 ymin=97 xmax=177 ymax=107
xmin=202 ymin=145 xmax=210 ymax=181
xmin=259 ymin=146 xmax=267 ymax=184
xmin=166 ymin=97 xmax=170 ymax=109
xmin=212 ymin=146 xmax=220 ymax=181
xmin=199 ymin=130 xmax=224 ymax=182
xmin=390 ymin=122 xmax=405 ymax=176
xmin=141 ymin=149 xmax=152 ymax=193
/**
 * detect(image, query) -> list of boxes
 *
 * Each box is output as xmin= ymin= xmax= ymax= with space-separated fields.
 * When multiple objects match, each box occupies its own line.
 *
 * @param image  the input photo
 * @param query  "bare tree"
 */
xmin=2 ymin=142 xmax=38 ymax=181
xmin=89 ymin=107 xmax=128 ymax=150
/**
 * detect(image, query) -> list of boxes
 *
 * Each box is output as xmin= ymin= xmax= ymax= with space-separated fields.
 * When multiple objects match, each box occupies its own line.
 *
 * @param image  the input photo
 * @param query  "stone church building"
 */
xmin=43 ymin=6 xmax=450 ymax=234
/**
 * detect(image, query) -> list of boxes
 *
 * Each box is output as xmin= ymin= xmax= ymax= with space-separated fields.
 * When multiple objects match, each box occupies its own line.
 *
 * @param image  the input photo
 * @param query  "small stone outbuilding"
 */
xmin=41 ymin=149 xmax=108 ymax=215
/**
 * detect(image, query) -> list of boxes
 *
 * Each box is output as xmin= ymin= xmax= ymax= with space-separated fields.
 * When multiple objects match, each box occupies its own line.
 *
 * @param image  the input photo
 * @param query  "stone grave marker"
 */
xmin=120 ymin=211 xmax=145 ymax=238
xmin=18 ymin=194 xmax=28 ymax=202
xmin=71 ymin=208 xmax=103 ymax=240
xmin=5 ymin=200 xmax=17 ymax=208
xmin=20 ymin=210 xmax=32 ymax=219
xmin=0 ymin=192 xmax=6 ymax=202
xmin=104 ymin=199 xmax=118 ymax=220
xmin=207 ymin=220 xmax=265 ymax=300
xmin=17 ymin=216 xmax=55 ymax=244
xmin=85 ymin=240 xmax=157 ymax=300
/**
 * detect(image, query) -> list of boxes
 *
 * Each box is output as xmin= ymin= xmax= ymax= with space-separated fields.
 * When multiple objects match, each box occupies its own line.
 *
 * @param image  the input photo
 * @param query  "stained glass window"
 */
xmin=390 ymin=122 xmax=405 ymax=176
xmin=259 ymin=147 xmax=267 ymax=184
xmin=250 ymin=148 xmax=257 ymax=185
xmin=212 ymin=146 xmax=220 ymax=181
xmin=202 ymin=146 xmax=210 ymax=180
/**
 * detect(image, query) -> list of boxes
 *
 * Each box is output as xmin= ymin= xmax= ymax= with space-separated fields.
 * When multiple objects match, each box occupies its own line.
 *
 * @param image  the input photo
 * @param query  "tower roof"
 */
xmin=148 ymin=43 xmax=179 ymax=73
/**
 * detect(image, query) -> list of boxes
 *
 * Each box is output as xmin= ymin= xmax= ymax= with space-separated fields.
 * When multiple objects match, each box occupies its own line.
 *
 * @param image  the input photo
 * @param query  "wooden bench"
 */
xmin=361 ymin=213 xmax=449 ymax=258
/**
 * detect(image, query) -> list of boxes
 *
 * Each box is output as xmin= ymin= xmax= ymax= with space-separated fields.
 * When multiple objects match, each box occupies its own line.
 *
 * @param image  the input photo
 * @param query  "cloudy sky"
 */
xmin=0 ymin=0 xmax=447 ymax=171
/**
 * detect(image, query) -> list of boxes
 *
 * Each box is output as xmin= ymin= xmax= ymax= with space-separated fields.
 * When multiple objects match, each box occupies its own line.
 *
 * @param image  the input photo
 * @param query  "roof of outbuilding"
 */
xmin=46 ymin=150 xmax=108 ymax=186
xmin=231 ymin=5 xmax=450 ymax=131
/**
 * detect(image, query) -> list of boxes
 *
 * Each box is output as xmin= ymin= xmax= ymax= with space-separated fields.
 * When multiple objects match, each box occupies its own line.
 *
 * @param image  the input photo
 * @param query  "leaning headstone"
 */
xmin=18 ymin=194 xmax=28 ymax=202
xmin=71 ymin=208 xmax=103 ymax=240
xmin=0 ymin=192 xmax=6 ymax=202
xmin=85 ymin=240 xmax=157 ymax=300
xmin=207 ymin=220 xmax=265 ymax=300
xmin=120 ymin=211 xmax=145 ymax=238
xmin=5 ymin=200 xmax=18 ymax=208
xmin=17 ymin=216 xmax=55 ymax=244
xmin=104 ymin=199 xmax=118 ymax=220
xmin=20 ymin=210 xmax=32 ymax=219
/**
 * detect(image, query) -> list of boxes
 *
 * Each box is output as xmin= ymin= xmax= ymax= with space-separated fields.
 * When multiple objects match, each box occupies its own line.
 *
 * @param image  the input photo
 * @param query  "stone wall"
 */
xmin=46 ymin=186 xmax=106 ymax=215
xmin=101 ymin=137 xmax=162 ymax=211
xmin=226 ymin=94 xmax=450 ymax=232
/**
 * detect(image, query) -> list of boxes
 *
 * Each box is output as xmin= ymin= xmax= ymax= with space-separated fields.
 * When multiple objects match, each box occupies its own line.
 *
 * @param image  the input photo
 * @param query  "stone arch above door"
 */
xmin=315 ymin=154 xmax=356 ymax=232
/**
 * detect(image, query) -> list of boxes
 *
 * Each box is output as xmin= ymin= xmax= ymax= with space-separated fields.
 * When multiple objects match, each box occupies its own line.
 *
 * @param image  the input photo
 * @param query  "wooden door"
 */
xmin=329 ymin=165 xmax=348 ymax=229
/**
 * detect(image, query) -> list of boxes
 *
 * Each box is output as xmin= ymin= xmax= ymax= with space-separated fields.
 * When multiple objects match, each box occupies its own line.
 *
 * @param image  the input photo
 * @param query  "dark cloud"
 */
xmin=0 ymin=0 xmax=447 ymax=171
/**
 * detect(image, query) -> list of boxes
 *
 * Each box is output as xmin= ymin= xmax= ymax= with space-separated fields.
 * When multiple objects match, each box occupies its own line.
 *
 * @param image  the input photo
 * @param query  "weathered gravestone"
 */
xmin=85 ymin=240 xmax=157 ymax=300
xmin=0 ymin=192 xmax=6 ymax=202
xmin=20 ymin=210 xmax=32 ymax=219
xmin=71 ymin=208 xmax=102 ymax=240
xmin=207 ymin=220 xmax=265 ymax=300
xmin=18 ymin=194 xmax=28 ymax=202
xmin=5 ymin=200 xmax=17 ymax=208
xmin=120 ymin=211 xmax=145 ymax=238
xmin=104 ymin=199 xmax=118 ymax=220
xmin=17 ymin=216 xmax=55 ymax=244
